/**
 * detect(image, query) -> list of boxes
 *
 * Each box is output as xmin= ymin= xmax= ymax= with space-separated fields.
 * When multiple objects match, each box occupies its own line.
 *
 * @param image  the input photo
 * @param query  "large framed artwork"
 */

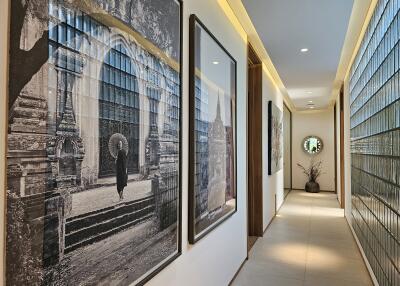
xmin=6 ymin=0 xmax=182 ymax=285
xmin=268 ymin=101 xmax=283 ymax=175
xmin=188 ymin=15 xmax=237 ymax=244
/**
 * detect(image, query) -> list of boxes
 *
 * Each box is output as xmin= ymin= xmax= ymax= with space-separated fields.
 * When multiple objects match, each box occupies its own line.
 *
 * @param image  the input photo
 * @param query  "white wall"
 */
xmin=262 ymin=68 xmax=285 ymax=230
xmin=145 ymin=1 xmax=249 ymax=285
xmin=292 ymin=109 xmax=336 ymax=192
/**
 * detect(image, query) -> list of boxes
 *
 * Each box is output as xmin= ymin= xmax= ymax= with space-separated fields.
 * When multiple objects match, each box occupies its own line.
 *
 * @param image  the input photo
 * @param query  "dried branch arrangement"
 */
xmin=297 ymin=160 xmax=323 ymax=182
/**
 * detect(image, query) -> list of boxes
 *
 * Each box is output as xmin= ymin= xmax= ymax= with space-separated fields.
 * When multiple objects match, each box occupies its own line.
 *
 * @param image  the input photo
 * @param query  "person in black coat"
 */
xmin=116 ymin=141 xmax=127 ymax=201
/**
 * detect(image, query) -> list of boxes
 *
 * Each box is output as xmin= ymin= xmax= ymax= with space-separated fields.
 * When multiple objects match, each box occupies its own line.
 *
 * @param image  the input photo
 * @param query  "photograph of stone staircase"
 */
xmin=65 ymin=195 xmax=155 ymax=253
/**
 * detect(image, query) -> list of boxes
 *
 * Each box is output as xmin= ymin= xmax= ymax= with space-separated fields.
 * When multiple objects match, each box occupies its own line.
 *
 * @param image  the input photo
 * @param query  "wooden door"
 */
xmin=248 ymin=60 xmax=263 ymax=237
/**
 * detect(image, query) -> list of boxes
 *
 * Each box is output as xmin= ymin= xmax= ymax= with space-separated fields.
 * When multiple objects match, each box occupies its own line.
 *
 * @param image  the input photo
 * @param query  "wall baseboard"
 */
xmin=291 ymin=188 xmax=336 ymax=192
xmin=230 ymin=194 xmax=283 ymax=285
xmin=230 ymin=190 xmax=293 ymax=285
xmin=263 ymin=213 xmax=276 ymax=234
xmin=345 ymin=216 xmax=379 ymax=286
xmin=228 ymin=257 xmax=247 ymax=286
xmin=264 ymin=190 xmax=289 ymax=233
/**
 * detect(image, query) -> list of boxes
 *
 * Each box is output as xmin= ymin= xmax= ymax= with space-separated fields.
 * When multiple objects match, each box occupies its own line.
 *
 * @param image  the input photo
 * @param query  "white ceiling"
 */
xmin=242 ymin=0 xmax=355 ymax=110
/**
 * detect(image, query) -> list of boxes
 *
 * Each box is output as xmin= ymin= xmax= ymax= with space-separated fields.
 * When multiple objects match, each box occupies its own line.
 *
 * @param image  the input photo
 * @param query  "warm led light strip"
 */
xmin=217 ymin=0 xmax=296 ymax=112
xmin=217 ymin=0 xmax=248 ymax=42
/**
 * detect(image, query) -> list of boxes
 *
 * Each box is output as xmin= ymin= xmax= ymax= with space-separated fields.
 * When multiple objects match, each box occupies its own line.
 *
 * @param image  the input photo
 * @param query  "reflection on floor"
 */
xmin=233 ymin=190 xmax=373 ymax=286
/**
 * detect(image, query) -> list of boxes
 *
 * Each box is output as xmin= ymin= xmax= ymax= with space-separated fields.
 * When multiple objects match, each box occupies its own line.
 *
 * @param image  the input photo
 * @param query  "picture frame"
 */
xmin=188 ymin=14 xmax=237 ymax=244
xmin=5 ymin=0 xmax=183 ymax=285
xmin=268 ymin=101 xmax=283 ymax=175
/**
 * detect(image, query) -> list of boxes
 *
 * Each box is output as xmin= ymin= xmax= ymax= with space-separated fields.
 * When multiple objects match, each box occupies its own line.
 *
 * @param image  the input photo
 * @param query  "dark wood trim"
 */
xmin=290 ymin=105 xmax=292 ymax=191
xmin=177 ymin=0 xmax=183 ymax=263
xmin=340 ymin=85 xmax=345 ymax=209
xmin=247 ymin=63 xmax=263 ymax=236
xmin=247 ymin=44 xmax=263 ymax=238
xmin=228 ymin=258 xmax=247 ymax=285
xmin=334 ymin=103 xmax=337 ymax=195
xmin=248 ymin=44 xmax=261 ymax=66
xmin=283 ymin=103 xmax=292 ymax=192
xmin=188 ymin=14 xmax=238 ymax=244
xmin=188 ymin=13 xmax=196 ymax=246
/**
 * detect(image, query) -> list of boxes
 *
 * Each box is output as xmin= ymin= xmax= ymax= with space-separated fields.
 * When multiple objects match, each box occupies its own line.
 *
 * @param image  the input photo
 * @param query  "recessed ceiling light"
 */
xmin=306 ymin=91 xmax=313 ymax=94
xmin=308 ymin=100 xmax=313 ymax=103
xmin=309 ymin=106 xmax=315 ymax=109
xmin=212 ymin=61 xmax=219 ymax=65
xmin=301 ymin=48 xmax=309 ymax=53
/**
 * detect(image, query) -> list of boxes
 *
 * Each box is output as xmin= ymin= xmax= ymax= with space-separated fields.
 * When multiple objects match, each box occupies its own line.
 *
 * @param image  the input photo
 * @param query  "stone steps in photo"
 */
xmin=64 ymin=195 xmax=155 ymax=253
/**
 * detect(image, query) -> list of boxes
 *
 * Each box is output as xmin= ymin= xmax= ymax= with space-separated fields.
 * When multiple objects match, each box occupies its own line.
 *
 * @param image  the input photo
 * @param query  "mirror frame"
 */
xmin=302 ymin=135 xmax=323 ymax=155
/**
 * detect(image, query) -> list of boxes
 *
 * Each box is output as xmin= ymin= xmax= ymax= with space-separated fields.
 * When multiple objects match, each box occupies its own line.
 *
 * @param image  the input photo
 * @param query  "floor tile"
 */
xmin=232 ymin=190 xmax=373 ymax=286
xmin=240 ymin=259 xmax=306 ymax=280
xmin=304 ymin=275 xmax=373 ymax=286
xmin=232 ymin=274 xmax=303 ymax=286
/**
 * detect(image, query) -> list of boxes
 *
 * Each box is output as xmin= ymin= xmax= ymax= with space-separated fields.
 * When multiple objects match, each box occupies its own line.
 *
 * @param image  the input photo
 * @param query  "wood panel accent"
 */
xmin=283 ymin=103 xmax=292 ymax=193
xmin=248 ymin=44 xmax=261 ymax=66
xmin=334 ymin=104 xmax=337 ymax=195
xmin=247 ymin=44 xmax=263 ymax=237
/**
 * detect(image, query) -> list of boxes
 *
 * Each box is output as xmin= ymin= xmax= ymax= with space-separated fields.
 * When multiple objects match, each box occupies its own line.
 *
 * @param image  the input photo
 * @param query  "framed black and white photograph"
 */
xmin=188 ymin=15 xmax=237 ymax=244
xmin=6 ymin=0 xmax=182 ymax=285
xmin=268 ymin=101 xmax=283 ymax=175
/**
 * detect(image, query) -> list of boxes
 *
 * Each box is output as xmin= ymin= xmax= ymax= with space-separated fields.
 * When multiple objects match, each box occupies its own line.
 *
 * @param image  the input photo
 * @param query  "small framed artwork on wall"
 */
xmin=268 ymin=101 xmax=283 ymax=175
xmin=188 ymin=15 xmax=237 ymax=244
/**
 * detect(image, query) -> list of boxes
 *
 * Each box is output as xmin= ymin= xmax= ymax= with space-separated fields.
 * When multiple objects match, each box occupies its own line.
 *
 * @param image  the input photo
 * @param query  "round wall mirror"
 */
xmin=303 ymin=136 xmax=323 ymax=155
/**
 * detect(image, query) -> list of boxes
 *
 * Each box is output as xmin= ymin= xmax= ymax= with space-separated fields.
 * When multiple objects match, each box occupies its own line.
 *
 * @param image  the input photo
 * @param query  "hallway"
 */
xmin=2 ymin=0 xmax=399 ymax=285
xmin=233 ymin=190 xmax=373 ymax=286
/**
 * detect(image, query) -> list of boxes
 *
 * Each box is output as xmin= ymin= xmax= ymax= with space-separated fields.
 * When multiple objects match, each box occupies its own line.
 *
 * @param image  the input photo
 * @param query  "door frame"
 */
xmin=283 ymin=102 xmax=292 ymax=197
xmin=334 ymin=103 xmax=338 ymax=195
xmin=247 ymin=44 xmax=263 ymax=249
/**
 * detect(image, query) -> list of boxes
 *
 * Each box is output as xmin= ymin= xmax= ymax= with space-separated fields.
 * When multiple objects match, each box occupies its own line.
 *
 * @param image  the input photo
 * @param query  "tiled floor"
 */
xmin=232 ymin=190 xmax=373 ymax=286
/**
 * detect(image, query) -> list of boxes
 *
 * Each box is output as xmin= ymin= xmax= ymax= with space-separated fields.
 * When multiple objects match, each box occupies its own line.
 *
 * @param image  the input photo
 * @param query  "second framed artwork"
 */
xmin=268 ymin=101 xmax=283 ymax=175
xmin=189 ymin=15 xmax=237 ymax=244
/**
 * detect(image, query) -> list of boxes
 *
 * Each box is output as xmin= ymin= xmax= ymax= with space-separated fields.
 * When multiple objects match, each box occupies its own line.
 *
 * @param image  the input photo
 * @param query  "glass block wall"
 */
xmin=349 ymin=0 xmax=400 ymax=285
